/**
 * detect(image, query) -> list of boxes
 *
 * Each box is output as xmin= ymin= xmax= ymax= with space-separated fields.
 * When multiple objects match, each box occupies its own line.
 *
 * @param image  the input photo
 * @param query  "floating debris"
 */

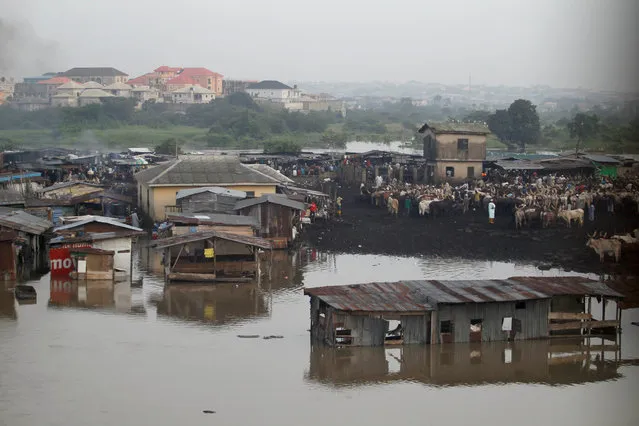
xmin=202 ymin=410 xmax=216 ymax=414
xmin=237 ymin=335 xmax=260 ymax=339
xmin=263 ymin=335 xmax=284 ymax=340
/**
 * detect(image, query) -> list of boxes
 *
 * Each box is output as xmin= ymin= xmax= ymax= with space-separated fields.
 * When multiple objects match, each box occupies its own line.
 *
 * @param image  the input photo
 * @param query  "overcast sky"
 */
xmin=2 ymin=0 xmax=638 ymax=92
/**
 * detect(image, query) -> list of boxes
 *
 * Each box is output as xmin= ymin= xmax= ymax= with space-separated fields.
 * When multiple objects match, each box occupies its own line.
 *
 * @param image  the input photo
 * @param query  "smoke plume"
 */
xmin=0 ymin=18 xmax=63 ymax=77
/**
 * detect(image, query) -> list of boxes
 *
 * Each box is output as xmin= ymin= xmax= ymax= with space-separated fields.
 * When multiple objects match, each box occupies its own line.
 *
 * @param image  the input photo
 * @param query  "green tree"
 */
xmin=320 ymin=130 xmax=347 ymax=149
xmin=507 ymin=99 xmax=540 ymax=151
xmin=155 ymin=138 xmax=184 ymax=155
xmin=567 ymin=113 xmax=599 ymax=153
xmin=487 ymin=109 xmax=513 ymax=145
xmin=263 ymin=137 xmax=301 ymax=154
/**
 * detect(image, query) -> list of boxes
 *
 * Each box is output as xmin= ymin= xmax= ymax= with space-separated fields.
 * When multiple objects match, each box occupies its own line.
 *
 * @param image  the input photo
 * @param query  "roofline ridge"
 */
xmin=149 ymin=158 xmax=182 ymax=184
xmin=241 ymin=163 xmax=282 ymax=183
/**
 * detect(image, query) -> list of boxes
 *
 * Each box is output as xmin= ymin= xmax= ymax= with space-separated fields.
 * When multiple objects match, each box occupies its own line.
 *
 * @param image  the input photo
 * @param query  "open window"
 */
xmin=469 ymin=319 xmax=483 ymax=343
xmin=457 ymin=138 xmax=469 ymax=151
xmin=445 ymin=167 xmax=455 ymax=178
xmin=440 ymin=320 xmax=453 ymax=343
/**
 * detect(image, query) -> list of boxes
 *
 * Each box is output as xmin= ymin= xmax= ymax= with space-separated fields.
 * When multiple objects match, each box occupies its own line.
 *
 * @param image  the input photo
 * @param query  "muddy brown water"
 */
xmin=1 ymin=248 xmax=638 ymax=426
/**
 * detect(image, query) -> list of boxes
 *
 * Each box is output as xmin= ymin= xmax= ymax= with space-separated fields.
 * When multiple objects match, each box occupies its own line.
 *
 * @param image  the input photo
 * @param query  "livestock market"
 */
xmin=300 ymin=145 xmax=639 ymax=277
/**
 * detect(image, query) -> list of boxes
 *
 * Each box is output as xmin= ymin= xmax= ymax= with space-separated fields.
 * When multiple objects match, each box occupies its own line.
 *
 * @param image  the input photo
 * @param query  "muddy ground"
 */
xmin=300 ymin=184 xmax=639 ymax=277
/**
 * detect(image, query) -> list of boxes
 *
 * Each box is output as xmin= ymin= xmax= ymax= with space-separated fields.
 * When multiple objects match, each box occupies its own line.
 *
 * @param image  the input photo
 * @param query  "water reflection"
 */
xmin=157 ymin=283 xmax=268 ymax=325
xmin=0 ymin=284 xmax=16 ymax=319
xmin=48 ymin=279 xmax=140 ymax=314
xmin=306 ymin=338 xmax=628 ymax=388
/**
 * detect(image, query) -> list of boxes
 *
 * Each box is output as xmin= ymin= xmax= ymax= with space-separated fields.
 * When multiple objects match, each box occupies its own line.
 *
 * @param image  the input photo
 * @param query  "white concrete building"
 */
xmin=78 ymin=88 xmax=114 ymax=106
xmin=131 ymin=85 xmax=160 ymax=103
xmin=51 ymin=92 xmax=78 ymax=107
xmin=105 ymin=82 xmax=133 ymax=98
xmin=246 ymin=80 xmax=301 ymax=100
xmin=171 ymin=85 xmax=215 ymax=104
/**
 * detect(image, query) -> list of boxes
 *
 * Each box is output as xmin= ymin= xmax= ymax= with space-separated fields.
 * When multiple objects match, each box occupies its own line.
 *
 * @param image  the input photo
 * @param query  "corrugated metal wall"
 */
xmin=344 ymin=315 xmax=387 ymax=346
xmin=402 ymin=315 xmax=429 ymax=344
xmin=436 ymin=300 xmax=550 ymax=343
xmin=180 ymin=193 xmax=241 ymax=214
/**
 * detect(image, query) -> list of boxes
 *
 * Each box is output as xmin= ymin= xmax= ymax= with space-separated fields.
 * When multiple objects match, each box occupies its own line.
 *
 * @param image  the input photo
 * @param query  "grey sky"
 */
xmin=2 ymin=0 xmax=638 ymax=92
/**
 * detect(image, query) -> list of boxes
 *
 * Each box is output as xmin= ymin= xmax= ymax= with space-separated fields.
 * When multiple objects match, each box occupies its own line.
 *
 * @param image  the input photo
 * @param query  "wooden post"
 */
xmin=171 ymin=244 xmax=184 ymax=270
xmin=602 ymin=297 xmax=606 ymax=321
xmin=399 ymin=167 xmax=404 ymax=183
xmin=430 ymin=310 xmax=438 ymax=345
xmin=163 ymin=248 xmax=170 ymax=280
xmin=213 ymin=238 xmax=217 ymax=276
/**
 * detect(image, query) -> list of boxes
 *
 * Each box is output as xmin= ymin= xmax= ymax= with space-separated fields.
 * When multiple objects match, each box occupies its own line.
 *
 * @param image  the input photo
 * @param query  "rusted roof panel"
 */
xmin=304 ymin=276 xmax=623 ymax=312
xmin=304 ymin=281 xmax=435 ymax=313
xmin=152 ymin=230 xmax=272 ymax=250
xmin=508 ymin=276 xmax=623 ymax=298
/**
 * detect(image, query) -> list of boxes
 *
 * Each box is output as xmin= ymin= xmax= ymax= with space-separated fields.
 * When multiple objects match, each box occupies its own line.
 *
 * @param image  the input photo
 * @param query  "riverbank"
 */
xmin=300 ymin=185 xmax=639 ymax=276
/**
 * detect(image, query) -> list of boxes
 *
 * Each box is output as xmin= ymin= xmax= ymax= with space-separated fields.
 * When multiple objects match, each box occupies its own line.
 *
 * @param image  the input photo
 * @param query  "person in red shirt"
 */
xmin=309 ymin=201 xmax=318 ymax=222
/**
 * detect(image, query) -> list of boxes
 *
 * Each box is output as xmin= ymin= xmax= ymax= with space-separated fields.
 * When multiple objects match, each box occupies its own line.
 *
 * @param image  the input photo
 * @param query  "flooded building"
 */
xmin=50 ymin=216 xmax=144 ymax=279
xmin=304 ymin=277 xmax=623 ymax=347
xmin=174 ymin=187 xmax=247 ymax=215
xmin=234 ymin=194 xmax=306 ymax=248
xmin=135 ymin=155 xmax=282 ymax=221
xmin=418 ymin=122 xmax=489 ymax=183
xmin=152 ymin=230 xmax=272 ymax=283
xmin=167 ymin=213 xmax=258 ymax=237
xmin=0 ymin=210 xmax=52 ymax=281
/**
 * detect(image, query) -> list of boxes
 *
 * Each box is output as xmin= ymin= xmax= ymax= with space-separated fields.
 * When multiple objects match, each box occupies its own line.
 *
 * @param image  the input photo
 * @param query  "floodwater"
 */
xmin=1 ymin=249 xmax=638 ymax=426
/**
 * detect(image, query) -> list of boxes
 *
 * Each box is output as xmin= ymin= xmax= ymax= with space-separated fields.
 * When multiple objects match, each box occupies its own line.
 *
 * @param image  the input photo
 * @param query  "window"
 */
xmin=515 ymin=301 xmax=526 ymax=310
xmin=445 ymin=167 xmax=455 ymax=177
xmin=246 ymin=191 xmax=255 ymax=198
xmin=457 ymin=138 xmax=469 ymax=150
xmin=467 ymin=167 xmax=475 ymax=178
xmin=440 ymin=320 xmax=453 ymax=334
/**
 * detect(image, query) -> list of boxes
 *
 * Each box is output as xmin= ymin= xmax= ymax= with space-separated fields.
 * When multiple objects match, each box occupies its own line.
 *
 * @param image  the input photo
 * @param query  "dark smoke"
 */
xmin=0 ymin=18 xmax=63 ymax=77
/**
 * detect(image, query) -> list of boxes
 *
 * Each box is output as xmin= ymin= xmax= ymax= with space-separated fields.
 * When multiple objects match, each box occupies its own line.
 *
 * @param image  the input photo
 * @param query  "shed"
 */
xmin=167 ymin=212 xmax=258 ymax=237
xmin=582 ymin=154 xmax=620 ymax=178
xmin=152 ymin=230 xmax=272 ymax=283
xmin=175 ymin=186 xmax=247 ymax=214
xmin=234 ymin=194 xmax=306 ymax=248
xmin=304 ymin=276 xmax=623 ymax=347
xmin=0 ymin=210 xmax=52 ymax=280
xmin=68 ymin=247 xmax=115 ymax=281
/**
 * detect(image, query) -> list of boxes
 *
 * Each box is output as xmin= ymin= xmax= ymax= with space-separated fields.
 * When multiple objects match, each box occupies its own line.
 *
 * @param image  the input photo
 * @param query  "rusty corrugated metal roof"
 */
xmin=152 ymin=230 xmax=272 ymax=250
xmin=303 ymin=276 xmax=623 ymax=312
xmin=304 ymin=281 xmax=435 ymax=313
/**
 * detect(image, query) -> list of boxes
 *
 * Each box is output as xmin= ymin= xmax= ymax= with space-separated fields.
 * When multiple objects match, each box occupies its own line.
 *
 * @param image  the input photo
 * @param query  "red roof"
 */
xmin=154 ymin=66 xmax=182 ymax=73
xmin=38 ymin=76 xmax=72 ymax=85
xmin=166 ymin=74 xmax=198 ymax=86
xmin=179 ymin=67 xmax=223 ymax=78
xmin=127 ymin=73 xmax=157 ymax=85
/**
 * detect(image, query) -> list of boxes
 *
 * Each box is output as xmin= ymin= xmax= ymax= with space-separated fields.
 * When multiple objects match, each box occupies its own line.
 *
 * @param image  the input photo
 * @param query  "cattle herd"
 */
xmin=360 ymin=172 xmax=639 ymax=263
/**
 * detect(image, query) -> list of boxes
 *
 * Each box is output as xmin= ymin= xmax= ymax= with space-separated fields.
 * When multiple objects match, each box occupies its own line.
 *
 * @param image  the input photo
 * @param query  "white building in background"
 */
xmin=131 ymin=86 xmax=160 ymax=103
xmin=105 ymin=82 xmax=133 ymax=98
xmin=246 ymin=80 xmax=301 ymax=100
xmin=171 ymin=85 xmax=215 ymax=104
xmin=78 ymin=88 xmax=114 ymax=106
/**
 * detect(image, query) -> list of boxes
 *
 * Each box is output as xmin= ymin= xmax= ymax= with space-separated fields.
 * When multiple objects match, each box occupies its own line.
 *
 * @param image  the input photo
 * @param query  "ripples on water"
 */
xmin=0 ymin=246 xmax=637 ymax=426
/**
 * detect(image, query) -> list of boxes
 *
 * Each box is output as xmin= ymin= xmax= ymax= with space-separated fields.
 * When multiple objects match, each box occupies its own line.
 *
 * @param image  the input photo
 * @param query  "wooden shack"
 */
xmin=68 ymin=247 xmax=115 ymax=280
xmin=234 ymin=194 xmax=306 ymax=249
xmin=166 ymin=213 xmax=258 ymax=237
xmin=175 ymin=187 xmax=247 ymax=214
xmin=304 ymin=276 xmax=623 ymax=347
xmin=153 ymin=230 xmax=272 ymax=283
xmin=0 ymin=210 xmax=52 ymax=281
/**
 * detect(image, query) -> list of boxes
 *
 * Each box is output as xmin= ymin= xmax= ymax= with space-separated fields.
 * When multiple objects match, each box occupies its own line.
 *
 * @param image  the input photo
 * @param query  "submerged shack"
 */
xmin=153 ymin=230 xmax=272 ymax=283
xmin=304 ymin=277 xmax=623 ymax=347
xmin=234 ymin=194 xmax=306 ymax=248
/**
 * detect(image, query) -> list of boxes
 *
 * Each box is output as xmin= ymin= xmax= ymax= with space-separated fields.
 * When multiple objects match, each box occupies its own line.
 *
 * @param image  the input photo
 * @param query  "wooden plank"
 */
xmin=549 ymin=320 xmax=620 ymax=332
xmin=168 ymin=272 xmax=217 ymax=282
xmin=548 ymin=312 xmax=592 ymax=320
xmin=549 ymin=344 xmax=619 ymax=353
xmin=548 ymin=354 xmax=587 ymax=366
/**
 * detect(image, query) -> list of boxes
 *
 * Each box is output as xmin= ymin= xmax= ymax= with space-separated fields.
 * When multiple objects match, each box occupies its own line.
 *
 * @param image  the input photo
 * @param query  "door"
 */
xmin=467 ymin=166 xmax=475 ymax=178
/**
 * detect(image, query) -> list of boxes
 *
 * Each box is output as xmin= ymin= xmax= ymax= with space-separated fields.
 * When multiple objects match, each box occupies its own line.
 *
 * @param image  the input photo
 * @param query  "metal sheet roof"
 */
xmin=245 ymin=164 xmax=294 ymax=183
xmin=53 ymin=216 xmax=143 ymax=233
xmin=152 ymin=230 xmax=272 ymax=250
xmin=175 ymin=186 xmax=247 ymax=200
xmin=304 ymin=277 xmax=623 ymax=312
xmin=303 ymin=281 xmax=435 ymax=313
xmin=234 ymin=194 xmax=306 ymax=211
xmin=582 ymin=154 xmax=620 ymax=164
xmin=493 ymin=160 xmax=545 ymax=171
xmin=167 ymin=213 xmax=258 ymax=227
xmin=0 ymin=210 xmax=53 ymax=235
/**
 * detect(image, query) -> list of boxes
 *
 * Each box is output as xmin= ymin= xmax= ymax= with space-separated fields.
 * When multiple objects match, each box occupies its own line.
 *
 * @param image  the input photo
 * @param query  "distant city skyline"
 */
xmin=2 ymin=0 xmax=638 ymax=93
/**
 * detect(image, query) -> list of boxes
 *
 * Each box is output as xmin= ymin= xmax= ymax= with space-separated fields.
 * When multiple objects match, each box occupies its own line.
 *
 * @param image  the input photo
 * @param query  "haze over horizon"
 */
xmin=2 ymin=0 xmax=638 ymax=93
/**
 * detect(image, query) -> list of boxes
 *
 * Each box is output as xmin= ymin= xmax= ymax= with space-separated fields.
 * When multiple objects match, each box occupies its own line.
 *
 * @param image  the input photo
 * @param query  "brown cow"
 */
xmin=586 ymin=233 xmax=622 ymax=262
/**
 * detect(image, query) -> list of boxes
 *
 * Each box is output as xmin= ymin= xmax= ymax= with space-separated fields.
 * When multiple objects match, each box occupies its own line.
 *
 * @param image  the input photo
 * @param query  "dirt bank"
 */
xmin=300 ymin=184 xmax=639 ymax=276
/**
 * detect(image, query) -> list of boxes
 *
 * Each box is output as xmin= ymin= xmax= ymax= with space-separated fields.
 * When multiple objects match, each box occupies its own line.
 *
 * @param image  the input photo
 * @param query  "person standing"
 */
xmin=589 ymin=203 xmax=595 ymax=222
xmin=309 ymin=201 xmax=318 ymax=222
xmin=488 ymin=200 xmax=496 ymax=224
xmin=336 ymin=196 xmax=343 ymax=217
xmin=404 ymin=196 xmax=412 ymax=217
